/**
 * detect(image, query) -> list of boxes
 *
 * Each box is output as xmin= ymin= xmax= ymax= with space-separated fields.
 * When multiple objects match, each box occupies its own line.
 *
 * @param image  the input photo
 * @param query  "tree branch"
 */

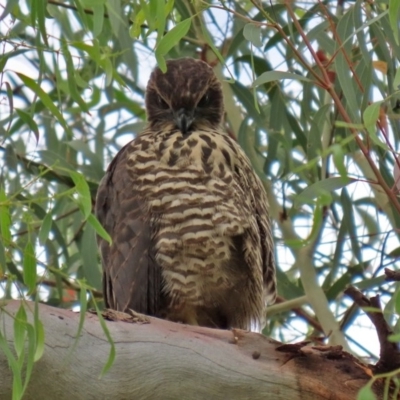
xmin=344 ymin=286 xmax=400 ymax=373
xmin=0 ymin=301 xmax=373 ymax=400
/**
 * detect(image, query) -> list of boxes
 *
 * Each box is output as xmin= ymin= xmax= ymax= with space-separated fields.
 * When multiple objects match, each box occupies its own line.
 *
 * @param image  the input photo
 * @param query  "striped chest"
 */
xmin=125 ymin=129 xmax=255 ymax=305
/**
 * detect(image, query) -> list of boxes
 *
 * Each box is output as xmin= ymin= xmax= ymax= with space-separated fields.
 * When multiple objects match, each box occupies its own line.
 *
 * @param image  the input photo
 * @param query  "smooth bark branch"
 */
xmin=0 ymin=301 xmax=373 ymax=400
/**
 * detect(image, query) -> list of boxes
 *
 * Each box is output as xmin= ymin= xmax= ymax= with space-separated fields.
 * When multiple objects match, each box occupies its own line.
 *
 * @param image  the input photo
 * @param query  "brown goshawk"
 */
xmin=96 ymin=58 xmax=276 ymax=331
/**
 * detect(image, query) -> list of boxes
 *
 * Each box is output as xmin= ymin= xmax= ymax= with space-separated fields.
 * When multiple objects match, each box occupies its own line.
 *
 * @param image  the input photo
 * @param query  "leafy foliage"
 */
xmin=1 ymin=0 xmax=400 ymax=397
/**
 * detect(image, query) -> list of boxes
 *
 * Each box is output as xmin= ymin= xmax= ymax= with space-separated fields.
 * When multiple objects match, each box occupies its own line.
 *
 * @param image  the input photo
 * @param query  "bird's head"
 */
xmin=145 ymin=58 xmax=224 ymax=135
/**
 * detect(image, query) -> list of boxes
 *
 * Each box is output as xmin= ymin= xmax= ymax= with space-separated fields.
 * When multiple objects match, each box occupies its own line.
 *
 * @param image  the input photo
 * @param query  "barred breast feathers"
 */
xmin=124 ymin=127 xmax=274 ymax=312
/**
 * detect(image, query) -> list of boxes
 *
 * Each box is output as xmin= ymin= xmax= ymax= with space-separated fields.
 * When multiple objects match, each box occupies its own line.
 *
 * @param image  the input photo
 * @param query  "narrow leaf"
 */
xmin=87 ymin=213 xmax=112 ymax=244
xmin=295 ymin=177 xmax=354 ymax=206
xmin=156 ymin=18 xmax=192 ymax=71
xmin=70 ymin=171 xmax=92 ymax=219
xmin=16 ymin=73 xmax=72 ymax=137
xmin=92 ymin=296 xmax=116 ymax=377
xmin=23 ymin=241 xmax=37 ymax=293
xmin=14 ymin=304 xmax=27 ymax=358
xmin=16 ymin=109 xmax=40 ymax=144
xmin=253 ymin=71 xmax=312 ymax=87
xmin=395 ymin=289 xmax=400 ymax=315
xmin=389 ymin=0 xmax=400 ymax=45
xmin=38 ymin=212 xmax=53 ymax=245
xmin=394 ymin=66 xmax=400 ymax=90
xmin=33 ymin=319 xmax=45 ymax=362
xmin=0 ymin=187 xmax=12 ymax=245
xmin=0 ymin=330 xmax=22 ymax=400
xmin=92 ymin=5 xmax=105 ymax=37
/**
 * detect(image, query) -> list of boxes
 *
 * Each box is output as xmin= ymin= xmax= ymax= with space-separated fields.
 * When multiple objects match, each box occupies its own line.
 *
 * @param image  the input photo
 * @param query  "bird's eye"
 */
xmin=157 ymin=95 xmax=169 ymax=109
xmin=197 ymin=92 xmax=210 ymax=108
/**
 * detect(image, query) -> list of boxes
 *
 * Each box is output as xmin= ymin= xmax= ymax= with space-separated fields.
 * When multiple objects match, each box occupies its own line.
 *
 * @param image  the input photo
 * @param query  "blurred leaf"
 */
xmin=341 ymin=188 xmax=362 ymax=263
xmin=79 ymin=224 xmax=102 ymax=289
xmin=13 ymin=304 xmax=27 ymax=358
xmin=243 ymin=23 xmax=262 ymax=47
xmin=363 ymin=102 xmax=381 ymax=136
xmin=92 ymin=5 xmax=105 ymax=37
xmin=389 ymin=0 xmax=400 ymax=45
xmin=334 ymin=53 xmax=360 ymax=122
xmin=33 ymin=302 xmax=45 ymax=362
xmin=0 ymin=329 xmax=22 ymax=400
xmin=394 ymin=66 xmax=400 ymax=90
xmin=38 ymin=212 xmax=53 ymax=246
xmin=16 ymin=73 xmax=72 ymax=137
xmin=23 ymin=241 xmax=37 ymax=293
xmin=36 ymin=0 xmax=48 ymax=46
xmin=0 ymin=187 xmax=12 ymax=245
xmin=253 ymin=71 xmax=312 ymax=87
xmin=294 ymin=177 xmax=354 ymax=205
xmin=15 ymin=109 xmax=39 ymax=144
xmin=395 ymin=289 xmax=400 ymax=315
xmin=357 ymin=385 xmax=376 ymax=400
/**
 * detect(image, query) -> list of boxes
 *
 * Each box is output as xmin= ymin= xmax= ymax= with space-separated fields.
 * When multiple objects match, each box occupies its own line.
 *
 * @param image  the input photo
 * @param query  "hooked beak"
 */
xmin=174 ymin=108 xmax=194 ymax=135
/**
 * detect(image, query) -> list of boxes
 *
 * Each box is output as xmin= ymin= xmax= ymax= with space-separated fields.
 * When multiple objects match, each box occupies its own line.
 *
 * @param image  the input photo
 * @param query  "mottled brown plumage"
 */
xmin=96 ymin=58 xmax=276 ymax=331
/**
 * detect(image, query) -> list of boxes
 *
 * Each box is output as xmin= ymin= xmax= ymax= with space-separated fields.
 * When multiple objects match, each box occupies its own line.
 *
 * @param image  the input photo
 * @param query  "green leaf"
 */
xmin=36 ymin=0 xmax=48 ymax=46
xmin=243 ymin=23 xmax=262 ymax=47
xmin=389 ymin=0 xmax=400 ymax=45
xmin=363 ymin=102 xmax=387 ymax=150
xmin=357 ymin=384 xmax=377 ymax=400
xmin=335 ymin=52 xmax=360 ymax=122
xmin=61 ymin=40 xmax=89 ymax=112
xmin=70 ymin=171 xmax=92 ymax=219
xmin=395 ymin=289 xmax=400 ymax=315
xmin=79 ymin=224 xmax=102 ymax=289
xmin=33 ymin=300 xmax=45 ymax=363
xmin=389 ymin=332 xmax=400 ymax=341
xmin=92 ymin=296 xmax=116 ymax=377
xmin=252 ymin=71 xmax=312 ymax=87
xmin=92 ymin=5 xmax=105 ymax=37
xmin=155 ymin=18 xmax=192 ymax=71
xmin=363 ymin=102 xmax=381 ymax=135
xmin=0 ymin=187 xmax=12 ymax=245
xmin=16 ymin=109 xmax=40 ymax=144
xmin=67 ymin=280 xmax=88 ymax=360
xmin=331 ymin=144 xmax=348 ymax=179
xmin=14 ymin=304 xmax=27 ymax=358
xmin=23 ymin=241 xmax=37 ymax=293
xmin=87 ymin=213 xmax=112 ymax=244
xmin=16 ymin=73 xmax=72 ymax=137
xmin=394 ymin=66 xmax=400 ymax=90
xmin=23 ymin=323 xmax=36 ymax=394
xmin=295 ymin=177 xmax=354 ymax=206
xmin=0 ymin=329 xmax=22 ymax=400
xmin=38 ymin=212 xmax=53 ymax=245
xmin=33 ymin=317 xmax=45 ymax=362
xmin=155 ymin=0 xmax=166 ymax=46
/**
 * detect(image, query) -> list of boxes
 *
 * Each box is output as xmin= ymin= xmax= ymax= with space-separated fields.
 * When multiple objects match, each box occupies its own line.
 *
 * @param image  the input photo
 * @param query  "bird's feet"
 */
xmin=90 ymin=308 xmax=150 ymax=324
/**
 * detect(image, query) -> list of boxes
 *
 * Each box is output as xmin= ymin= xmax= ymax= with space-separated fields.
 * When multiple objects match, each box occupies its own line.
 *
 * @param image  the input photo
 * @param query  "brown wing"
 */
xmin=95 ymin=141 xmax=162 ymax=315
xmin=235 ymin=152 xmax=277 ymax=307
